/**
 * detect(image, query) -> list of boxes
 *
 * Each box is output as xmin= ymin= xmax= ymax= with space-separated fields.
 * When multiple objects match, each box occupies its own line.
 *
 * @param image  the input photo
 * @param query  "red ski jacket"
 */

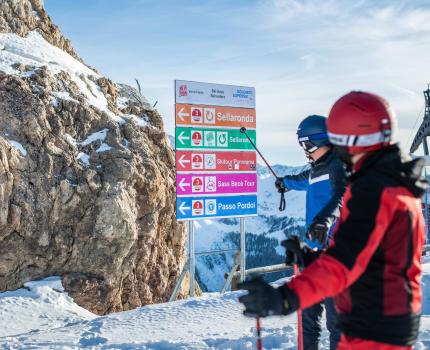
xmin=286 ymin=145 xmax=426 ymax=346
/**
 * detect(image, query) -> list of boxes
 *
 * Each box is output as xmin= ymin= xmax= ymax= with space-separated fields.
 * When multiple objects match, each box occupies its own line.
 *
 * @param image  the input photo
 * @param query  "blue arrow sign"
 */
xmin=176 ymin=195 xmax=257 ymax=221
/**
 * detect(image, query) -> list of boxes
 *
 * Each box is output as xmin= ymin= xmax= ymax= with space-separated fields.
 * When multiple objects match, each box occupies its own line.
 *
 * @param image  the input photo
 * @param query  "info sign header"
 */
xmin=175 ymin=80 xmax=255 ymax=108
xmin=175 ymin=80 xmax=257 ymax=221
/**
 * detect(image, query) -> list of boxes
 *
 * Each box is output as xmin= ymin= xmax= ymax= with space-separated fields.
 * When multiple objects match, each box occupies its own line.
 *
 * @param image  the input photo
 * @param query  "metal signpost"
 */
xmin=172 ymin=80 xmax=257 ymax=299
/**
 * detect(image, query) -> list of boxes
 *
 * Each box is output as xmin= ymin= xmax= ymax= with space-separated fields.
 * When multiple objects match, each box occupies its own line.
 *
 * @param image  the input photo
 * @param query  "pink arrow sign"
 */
xmin=176 ymin=173 xmax=257 ymax=195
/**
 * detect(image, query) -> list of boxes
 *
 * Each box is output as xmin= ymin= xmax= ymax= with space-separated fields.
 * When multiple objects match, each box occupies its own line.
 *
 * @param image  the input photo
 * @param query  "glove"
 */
xmin=238 ymin=276 xmax=299 ymax=317
xmin=281 ymin=236 xmax=311 ymax=267
xmin=307 ymin=220 xmax=329 ymax=246
xmin=275 ymin=177 xmax=286 ymax=193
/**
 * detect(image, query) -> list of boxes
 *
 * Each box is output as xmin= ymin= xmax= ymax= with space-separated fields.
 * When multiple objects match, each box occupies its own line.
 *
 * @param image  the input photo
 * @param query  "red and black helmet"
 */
xmin=327 ymin=91 xmax=396 ymax=155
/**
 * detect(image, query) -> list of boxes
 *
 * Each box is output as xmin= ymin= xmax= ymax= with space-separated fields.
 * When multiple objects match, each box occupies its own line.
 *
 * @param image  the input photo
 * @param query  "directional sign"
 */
xmin=175 ymin=80 xmax=255 ymax=108
xmin=176 ymin=195 xmax=258 ymax=220
xmin=176 ymin=151 xmax=257 ymax=172
xmin=175 ymin=104 xmax=256 ymax=128
xmin=175 ymin=80 xmax=257 ymax=221
xmin=176 ymin=173 xmax=257 ymax=196
xmin=175 ymin=127 xmax=256 ymax=150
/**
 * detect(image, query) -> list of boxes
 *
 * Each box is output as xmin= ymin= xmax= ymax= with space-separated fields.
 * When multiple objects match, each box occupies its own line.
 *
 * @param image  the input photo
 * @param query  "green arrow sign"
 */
xmin=175 ymin=127 xmax=256 ymax=150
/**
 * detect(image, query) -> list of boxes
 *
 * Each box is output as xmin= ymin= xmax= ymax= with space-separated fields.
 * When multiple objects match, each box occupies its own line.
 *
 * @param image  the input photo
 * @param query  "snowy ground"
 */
xmin=2 ymin=262 xmax=430 ymax=349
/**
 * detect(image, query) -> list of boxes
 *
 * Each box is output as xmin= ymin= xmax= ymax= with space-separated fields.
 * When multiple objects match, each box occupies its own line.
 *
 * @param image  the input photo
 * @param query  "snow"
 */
xmin=2 ymin=266 xmax=430 ymax=349
xmin=51 ymin=91 xmax=79 ymax=107
xmin=77 ymin=152 xmax=90 ymax=166
xmin=63 ymin=133 xmax=78 ymax=148
xmin=124 ymin=113 xmax=150 ymax=128
xmin=0 ymin=277 xmax=95 ymax=338
xmin=96 ymin=143 xmax=112 ymax=153
xmin=32 ymin=11 xmax=41 ymax=22
xmin=117 ymin=96 xmax=129 ymax=109
xmin=6 ymin=139 xmax=27 ymax=156
xmin=0 ymin=31 xmax=95 ymax=77
xmin=80 ymin=129 xmax=108 ymax=147
xmin=0 ymin=31 xmax=124 ymax=123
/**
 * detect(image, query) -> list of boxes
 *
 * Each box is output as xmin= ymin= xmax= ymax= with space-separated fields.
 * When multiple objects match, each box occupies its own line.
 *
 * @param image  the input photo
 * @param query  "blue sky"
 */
xmin=45 ymin=0 xmax=430 ymax=165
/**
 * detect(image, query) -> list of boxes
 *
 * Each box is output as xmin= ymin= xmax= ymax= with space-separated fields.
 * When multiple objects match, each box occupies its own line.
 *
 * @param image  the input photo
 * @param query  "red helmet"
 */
xmin=327 ymin=91 xmax=396 ymax=155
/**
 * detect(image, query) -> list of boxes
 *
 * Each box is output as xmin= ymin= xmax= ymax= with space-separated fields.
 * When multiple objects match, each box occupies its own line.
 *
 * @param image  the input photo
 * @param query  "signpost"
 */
xmin=173 ymin=80 xmax=257 ymax=298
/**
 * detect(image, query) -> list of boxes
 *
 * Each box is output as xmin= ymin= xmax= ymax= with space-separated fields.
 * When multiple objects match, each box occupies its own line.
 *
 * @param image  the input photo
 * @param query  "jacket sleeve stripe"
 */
xmin=309 ymin=173 xmax=329 ymax=184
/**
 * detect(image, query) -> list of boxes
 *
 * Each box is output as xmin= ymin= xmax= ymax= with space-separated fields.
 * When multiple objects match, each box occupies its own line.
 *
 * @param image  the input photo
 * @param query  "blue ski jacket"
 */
xmin=282 ymin=149 xmax=346 ymax=246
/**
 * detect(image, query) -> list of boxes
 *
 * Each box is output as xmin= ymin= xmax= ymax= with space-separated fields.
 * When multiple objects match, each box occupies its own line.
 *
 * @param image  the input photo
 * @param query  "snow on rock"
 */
xmin=0 ymin=31 xmax=96 ymax=77
xmin=6 ymin=139 xmax=27 ymax=156
xmin=117 ymin=96 xmax=129 ymax=110
xmin=63 ymin=133 xmax=78 ymax=148
xmin=80 ymin=129 xmax=108 ymax=147
xmin=51 ymin=91 xmax=79 ymax=106
xmin=77 ymin=152 xmax=90 ymax=166
xmin=0 ymin=31 xmax=123 ymax=123
xmin=96 ymin=143 xmax=112 ymax=153
xmin=124 ymin=114 xmax=151 ymax=128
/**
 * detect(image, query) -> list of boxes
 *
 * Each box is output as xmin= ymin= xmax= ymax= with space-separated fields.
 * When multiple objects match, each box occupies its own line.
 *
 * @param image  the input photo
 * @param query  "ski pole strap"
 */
xmin=279 ymin=189 xmax=286 ymax=211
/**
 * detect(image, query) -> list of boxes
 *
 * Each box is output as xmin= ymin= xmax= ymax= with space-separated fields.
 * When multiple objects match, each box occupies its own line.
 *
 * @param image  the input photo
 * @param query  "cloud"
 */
xmin=268 ymin=0 xmax=339 ymax=25
xmin=247 ymin=0 xmax=430 ymax=161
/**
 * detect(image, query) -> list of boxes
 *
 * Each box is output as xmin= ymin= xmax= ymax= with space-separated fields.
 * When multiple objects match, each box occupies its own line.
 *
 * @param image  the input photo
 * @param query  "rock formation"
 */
xmin=0 ymin=0 xmax=188 ymax=314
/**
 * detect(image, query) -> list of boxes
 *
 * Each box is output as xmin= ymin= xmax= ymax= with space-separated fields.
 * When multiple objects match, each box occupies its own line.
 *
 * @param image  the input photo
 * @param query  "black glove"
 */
xmin=238 ymin=276 xmax=299 ymax=318
xmin=307 ymin=220 xmax=329 ymax=246
xmin=275 ymin=177 xmax=286 ymax=193
xmin=282 ymin=236 xmax=311 ymax=267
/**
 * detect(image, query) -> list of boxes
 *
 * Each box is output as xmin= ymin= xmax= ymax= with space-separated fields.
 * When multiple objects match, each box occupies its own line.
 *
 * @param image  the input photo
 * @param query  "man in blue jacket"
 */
xmin=275 ymin=115 xmax=346 ymax=350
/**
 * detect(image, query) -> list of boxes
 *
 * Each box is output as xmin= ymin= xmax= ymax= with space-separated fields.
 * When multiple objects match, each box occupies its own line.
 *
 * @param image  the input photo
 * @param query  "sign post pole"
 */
xmin=189 ymin=220 xmax=195 ymax=297
xmin=240 ymin=217 xmax=246 ymax=283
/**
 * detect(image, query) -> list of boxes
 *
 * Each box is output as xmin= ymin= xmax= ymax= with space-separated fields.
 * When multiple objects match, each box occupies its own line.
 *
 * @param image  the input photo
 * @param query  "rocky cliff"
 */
xmin=0 ymin=0 xmax=187 ymax=314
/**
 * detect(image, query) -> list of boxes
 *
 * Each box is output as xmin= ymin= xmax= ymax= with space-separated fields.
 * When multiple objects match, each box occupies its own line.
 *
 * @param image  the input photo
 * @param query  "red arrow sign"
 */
xmin=176 ymin=151 xmax=257 ymax=172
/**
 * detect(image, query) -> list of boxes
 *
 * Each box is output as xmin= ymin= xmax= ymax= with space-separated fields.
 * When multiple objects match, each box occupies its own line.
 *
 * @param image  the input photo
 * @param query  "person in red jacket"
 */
xmin=239 ymin=91 xmax=427 ymax=349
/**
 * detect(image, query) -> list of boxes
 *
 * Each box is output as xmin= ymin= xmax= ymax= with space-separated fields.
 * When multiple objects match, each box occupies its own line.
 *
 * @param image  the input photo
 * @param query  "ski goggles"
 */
xmin=298 ymin=133 xmax=328 ymax=153
xmin=299 ymin=140 xmax=318 ymax=153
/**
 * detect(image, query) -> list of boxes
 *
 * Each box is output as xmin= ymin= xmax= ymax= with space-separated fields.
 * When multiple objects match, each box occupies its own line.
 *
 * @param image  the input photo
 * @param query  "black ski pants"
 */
xmin=302 ymin=297 xmax=340 ymax=350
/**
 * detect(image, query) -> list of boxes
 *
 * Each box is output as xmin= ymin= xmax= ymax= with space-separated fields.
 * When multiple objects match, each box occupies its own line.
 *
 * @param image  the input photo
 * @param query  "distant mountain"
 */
xmin=194 ymin=164 xmax=308 ymax=292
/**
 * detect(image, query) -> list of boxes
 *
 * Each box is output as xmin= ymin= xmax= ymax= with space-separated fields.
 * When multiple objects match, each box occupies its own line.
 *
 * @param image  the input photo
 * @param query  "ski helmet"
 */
xmin=327 ymin=91 xmax=396 ymax=158
xmin=297 ymin=115 xmax=330 ymax=153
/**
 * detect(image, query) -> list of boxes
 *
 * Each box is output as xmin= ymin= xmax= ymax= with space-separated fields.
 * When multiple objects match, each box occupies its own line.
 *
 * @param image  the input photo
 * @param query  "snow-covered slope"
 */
xmin=0 ymin=277 xmax=95 ymax=338
xmin=2 ymin=262 xmax=430 ymax=349
xmin=195 ymin=164 xmax=308 ymax=292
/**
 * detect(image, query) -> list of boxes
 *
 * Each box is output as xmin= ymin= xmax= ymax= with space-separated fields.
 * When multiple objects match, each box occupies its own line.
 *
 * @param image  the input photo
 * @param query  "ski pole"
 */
xmin=256 ymin=316 xmax=263 ymax=350
xmin=293 ymin=263 xmax=304 ymax=350
xmin=240 ymin=126 xmax=286 ymax=211
xmin=240 ymin=127 xmax=278 ymax=178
